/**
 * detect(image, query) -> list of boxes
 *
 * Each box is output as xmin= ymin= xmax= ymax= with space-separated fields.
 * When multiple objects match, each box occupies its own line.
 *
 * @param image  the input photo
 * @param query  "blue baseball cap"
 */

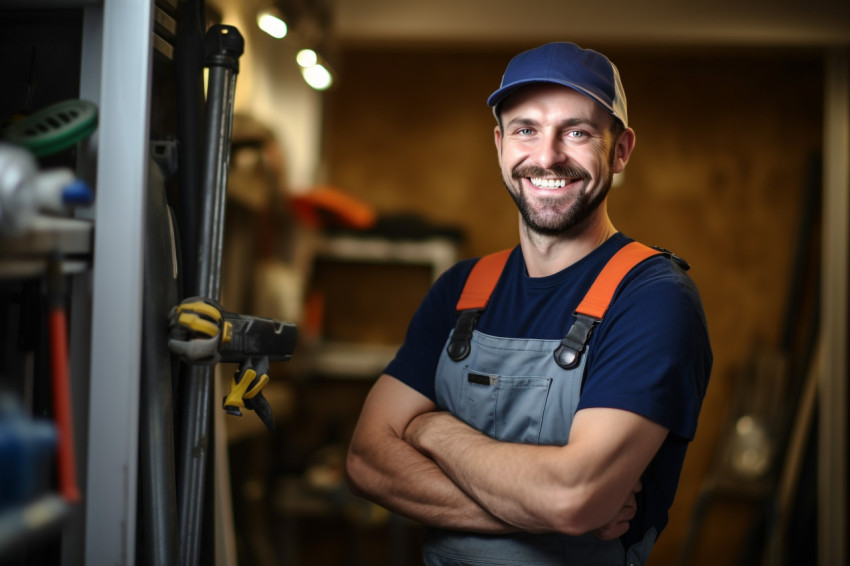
xmin=487 ymin=42 xmax=628 ymax=127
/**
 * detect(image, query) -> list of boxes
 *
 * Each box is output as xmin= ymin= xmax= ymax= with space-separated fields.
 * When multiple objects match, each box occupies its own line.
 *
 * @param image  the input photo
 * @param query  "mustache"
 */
xmin=512 ymin=165 xmax=591 ymax=182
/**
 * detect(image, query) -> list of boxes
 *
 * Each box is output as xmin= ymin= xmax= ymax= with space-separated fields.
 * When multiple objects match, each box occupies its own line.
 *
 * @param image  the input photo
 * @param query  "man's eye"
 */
xmin=517 ymin=128 xmax=534 ymax=136
xmin=567 ymin=130 xmax=586 ymax=139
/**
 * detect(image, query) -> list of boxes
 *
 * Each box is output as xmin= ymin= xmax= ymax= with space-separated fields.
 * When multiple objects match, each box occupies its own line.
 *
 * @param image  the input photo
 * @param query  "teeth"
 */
xmin=530 ymin=177 xmax=567 ymax=189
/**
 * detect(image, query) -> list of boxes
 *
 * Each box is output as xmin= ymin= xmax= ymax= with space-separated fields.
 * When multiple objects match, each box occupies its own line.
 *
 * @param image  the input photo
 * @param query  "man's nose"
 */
xmin=533 ymin=136 xmax=568 ymax=169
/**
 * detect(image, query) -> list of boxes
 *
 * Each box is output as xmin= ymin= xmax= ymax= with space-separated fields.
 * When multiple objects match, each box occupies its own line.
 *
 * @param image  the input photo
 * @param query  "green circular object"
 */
xmin=3 ymin=99 xmax=99 ymax=157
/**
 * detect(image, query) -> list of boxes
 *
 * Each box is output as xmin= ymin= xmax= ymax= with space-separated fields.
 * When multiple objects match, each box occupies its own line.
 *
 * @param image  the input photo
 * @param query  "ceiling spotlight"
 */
xmin=257 ymin=8 xmax=287 ymax=39
xmin=302 ymin=65 xmax=332 ymax=90
xmin=297 ymin=49 xmax=334 ymax=91
xmin=296 ymin=49 xmax=318 ymax=68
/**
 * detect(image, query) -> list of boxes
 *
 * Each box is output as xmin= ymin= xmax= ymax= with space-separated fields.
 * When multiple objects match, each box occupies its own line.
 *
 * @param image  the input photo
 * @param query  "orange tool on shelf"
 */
xmin=48 ymin=252 xmax=81 ymax=503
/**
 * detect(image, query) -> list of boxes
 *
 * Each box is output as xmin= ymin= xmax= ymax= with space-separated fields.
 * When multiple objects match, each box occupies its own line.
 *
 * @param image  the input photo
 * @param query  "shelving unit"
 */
xmin=315 ymin=234 xmax=458 ymax=281
xmin=0 ymin=216 xmax=93 ymax=279
xmin=0 ymin=495 xmax=70 ymax=557
xmin=1 ymin=1 xmax=155 ymax=564
xmin=308 ymin=233 xmax=459 ymax=380
xmin=308 ymin=233 xmax=458 ymax=379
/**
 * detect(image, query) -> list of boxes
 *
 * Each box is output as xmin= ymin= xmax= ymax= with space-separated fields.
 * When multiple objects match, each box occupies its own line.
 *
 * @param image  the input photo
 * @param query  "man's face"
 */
xmin=494 ymin=84 xmax=633 ymax=237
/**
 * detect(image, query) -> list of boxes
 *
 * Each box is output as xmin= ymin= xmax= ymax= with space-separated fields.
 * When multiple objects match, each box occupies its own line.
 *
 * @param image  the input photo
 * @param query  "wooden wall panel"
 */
xmin=322 ymin=44 xmax=823 ymax=564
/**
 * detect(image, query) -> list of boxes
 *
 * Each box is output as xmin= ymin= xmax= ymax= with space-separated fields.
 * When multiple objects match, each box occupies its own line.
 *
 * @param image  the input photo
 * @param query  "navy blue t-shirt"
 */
xmin=384 ymin=232 xmax=712 ymax=544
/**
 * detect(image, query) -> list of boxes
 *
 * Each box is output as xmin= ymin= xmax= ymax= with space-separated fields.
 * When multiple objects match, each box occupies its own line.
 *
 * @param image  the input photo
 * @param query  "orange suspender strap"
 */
xmin=456 ymin=242 xmax=660 ymax=313
xmin=455 ymin=248 xmax=513 ymax=311
xmin=448 ymin=241 xmax=664 ymax=366
xmin=575 ymin=241 xmax=661 ymax=319
xmin=554 ymin=241 xmax=662 ymax=368
xmin=447 ymin=248 xmax=513 ymax=361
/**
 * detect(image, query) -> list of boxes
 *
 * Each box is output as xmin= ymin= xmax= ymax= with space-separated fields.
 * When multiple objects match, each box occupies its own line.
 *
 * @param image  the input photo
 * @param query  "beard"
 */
xmin=503 ymin=162 xmax=614 ymax=237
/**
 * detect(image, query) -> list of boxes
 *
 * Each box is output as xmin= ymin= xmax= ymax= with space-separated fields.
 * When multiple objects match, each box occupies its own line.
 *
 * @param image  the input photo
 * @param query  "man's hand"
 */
xmin=591 ymin=480 xmax=641 ymax=540
xmin=403 ymin=409 xmax=446 ymax=456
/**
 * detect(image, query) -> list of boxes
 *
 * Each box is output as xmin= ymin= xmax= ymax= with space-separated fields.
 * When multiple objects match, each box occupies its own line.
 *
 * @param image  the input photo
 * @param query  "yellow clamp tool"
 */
xmin=223 ymin=365 xmax=268 ymax=414
xmin=222 ymin=356 xmax=274 ymax=430
xmin=175 ymin=299 xmax=225 ymax=336
xmin=168 ymin=298 xmax=232 ymax=364
xmin=168 ymin=296 xmax=297 ymax=430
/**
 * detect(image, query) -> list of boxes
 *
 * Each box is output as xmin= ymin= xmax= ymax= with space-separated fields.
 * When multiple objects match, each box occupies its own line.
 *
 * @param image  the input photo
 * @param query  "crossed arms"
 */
xmin=346 ymin=373 xmax=668 ymax=538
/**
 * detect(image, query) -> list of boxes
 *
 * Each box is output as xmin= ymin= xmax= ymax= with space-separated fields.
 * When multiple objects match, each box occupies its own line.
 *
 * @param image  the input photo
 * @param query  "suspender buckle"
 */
xmin=554 ymin=313 xmax=600 ymax=370
xmin=447 ymin=308 xmax=484 ymax=362
xmin=651 ymin=246 xmax=690 ymax=271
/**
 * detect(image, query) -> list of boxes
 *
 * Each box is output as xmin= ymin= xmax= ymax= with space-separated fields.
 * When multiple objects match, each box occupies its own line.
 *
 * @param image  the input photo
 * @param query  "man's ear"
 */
xmin=613 ymin=127 xmax=636 ymax=174
xmin=494 ymin=125 xmax=503 ymax=160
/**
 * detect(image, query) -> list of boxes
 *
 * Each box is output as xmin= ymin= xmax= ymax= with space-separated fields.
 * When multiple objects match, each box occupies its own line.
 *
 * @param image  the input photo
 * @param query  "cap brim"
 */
xmin=488 ymin=79 xmax=615 ymax=117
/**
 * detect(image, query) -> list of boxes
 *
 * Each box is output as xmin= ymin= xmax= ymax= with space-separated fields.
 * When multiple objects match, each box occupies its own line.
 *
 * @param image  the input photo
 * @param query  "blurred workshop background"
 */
xmin=0 ymin=1 xmax=847 ymax=565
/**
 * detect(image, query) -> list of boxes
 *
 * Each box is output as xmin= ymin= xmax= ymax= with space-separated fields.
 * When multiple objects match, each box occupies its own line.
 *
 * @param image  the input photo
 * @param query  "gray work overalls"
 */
xmin=422 ymin=243 xmax=662 ymax=566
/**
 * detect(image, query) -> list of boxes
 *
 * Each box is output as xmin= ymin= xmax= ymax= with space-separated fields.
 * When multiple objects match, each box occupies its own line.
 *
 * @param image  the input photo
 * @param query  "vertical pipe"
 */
xmin=138 ymin=162 xmax=179 ymax=566
xmin=196 ymin=60 xmax=237 ymax=300
xmin=174 ymin=0 xmax=206 ymax=299
xmin=177 ymin=25 xmax=243 ymax=566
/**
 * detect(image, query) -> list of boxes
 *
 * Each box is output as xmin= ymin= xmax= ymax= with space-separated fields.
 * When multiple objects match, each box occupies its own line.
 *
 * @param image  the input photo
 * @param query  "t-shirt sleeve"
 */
xmin=577 ymin=259 xmax=713 ymax=440
xmin=383 ymin=259 xmax=476 ymax=402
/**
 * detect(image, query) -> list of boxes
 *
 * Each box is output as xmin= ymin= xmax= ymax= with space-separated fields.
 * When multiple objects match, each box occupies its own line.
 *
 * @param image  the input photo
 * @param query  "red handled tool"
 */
xmin=48 ymin=252 xmax=81 ymax=503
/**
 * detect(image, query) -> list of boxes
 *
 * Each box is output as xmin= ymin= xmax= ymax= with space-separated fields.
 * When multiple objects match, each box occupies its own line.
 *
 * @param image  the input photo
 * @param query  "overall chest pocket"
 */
xmin=459 ymin=369 xmax=553 ymax=444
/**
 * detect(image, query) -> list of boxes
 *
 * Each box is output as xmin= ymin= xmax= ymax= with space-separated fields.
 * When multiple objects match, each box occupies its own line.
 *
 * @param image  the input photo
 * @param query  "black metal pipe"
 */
xmin=176 ymin=24 xmax=243 ymax=566
xmin=174 ymin=0 xmax=206 ymax=299
xmin=139 ymin=161 xmax=180 ymax=566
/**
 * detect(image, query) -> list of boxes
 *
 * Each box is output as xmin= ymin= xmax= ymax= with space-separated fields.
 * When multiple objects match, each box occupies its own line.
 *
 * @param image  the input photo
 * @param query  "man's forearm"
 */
xmin=347 ymin=419 xmax=515 ymax=533
xmin=404 ymin=408 xmax=667 ymax=536
xmin=404 ymin=411 xmax=576 ymax=533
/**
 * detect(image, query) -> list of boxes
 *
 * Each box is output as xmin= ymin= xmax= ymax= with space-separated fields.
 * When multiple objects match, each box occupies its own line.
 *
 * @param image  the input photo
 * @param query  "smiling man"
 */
xmin=346 ymin=42 xmax=712 ymax=566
